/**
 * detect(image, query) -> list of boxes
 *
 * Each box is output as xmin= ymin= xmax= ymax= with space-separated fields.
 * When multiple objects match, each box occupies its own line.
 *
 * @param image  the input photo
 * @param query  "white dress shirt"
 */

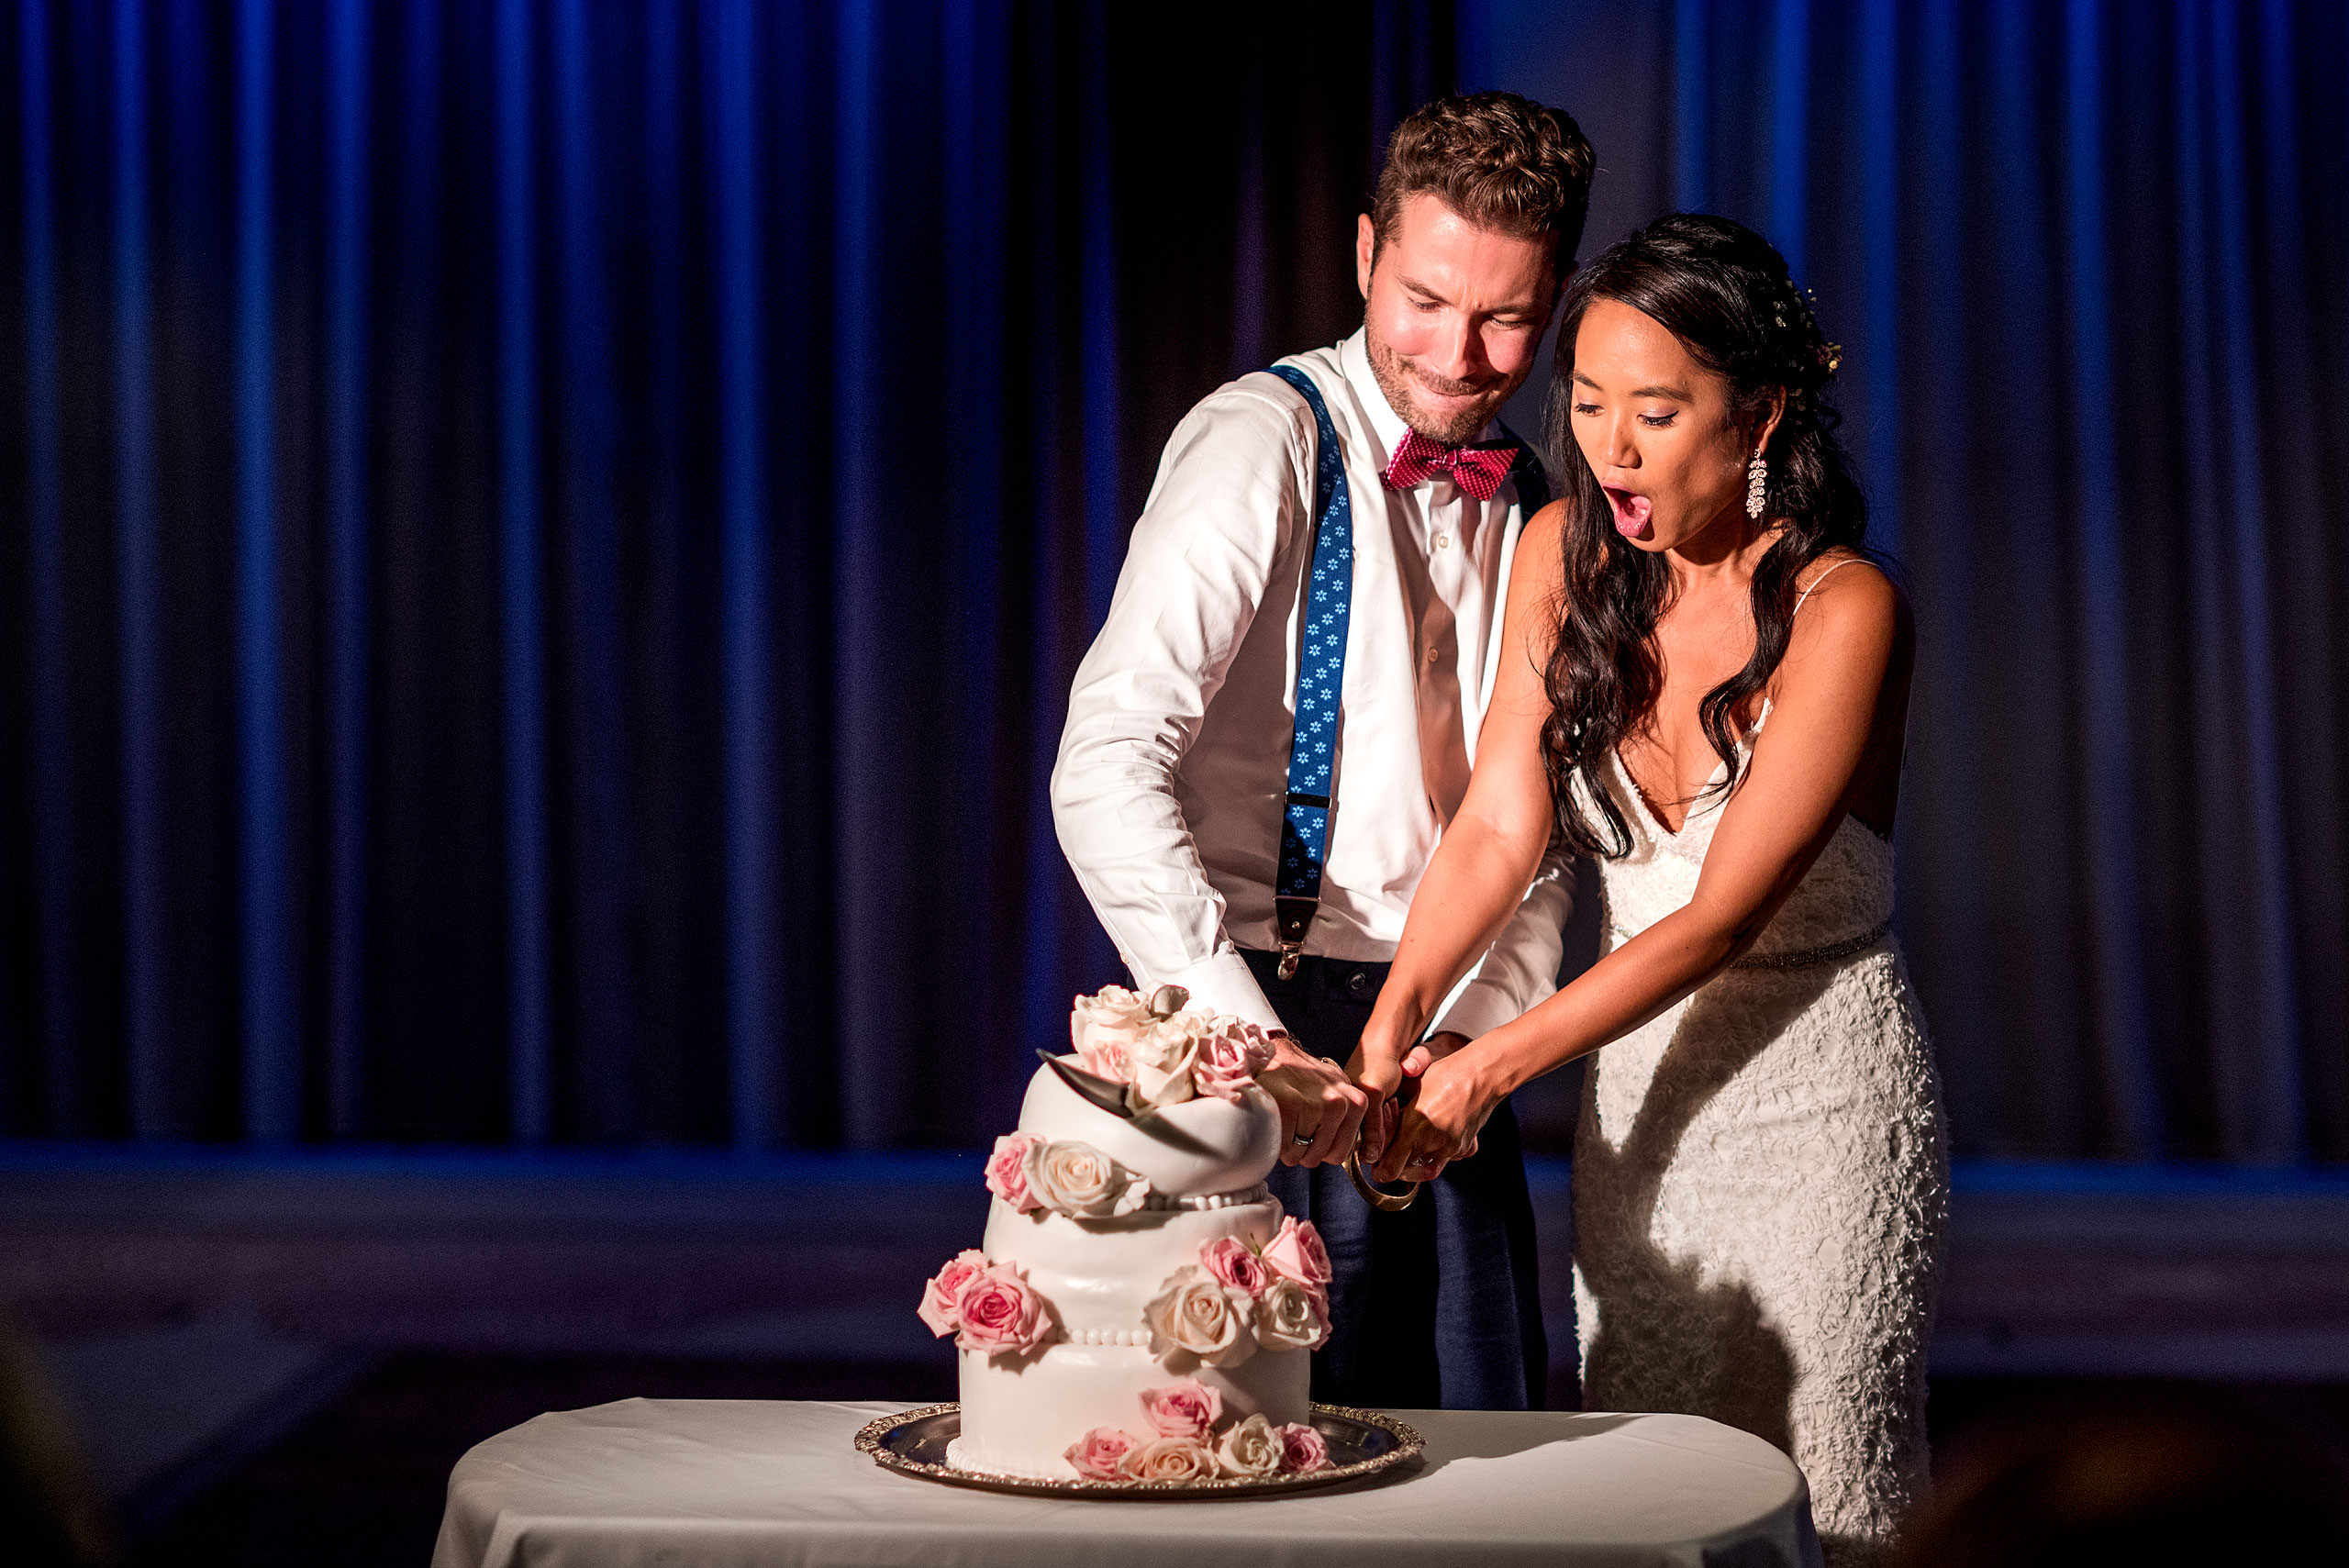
xmin=1051 ymin=328 xmax=1573 ymax=1037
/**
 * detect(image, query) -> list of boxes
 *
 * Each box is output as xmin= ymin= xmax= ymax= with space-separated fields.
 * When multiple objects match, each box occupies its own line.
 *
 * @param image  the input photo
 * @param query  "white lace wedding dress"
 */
xmin=1572 ymin=728 xmax=1948 ymax=1567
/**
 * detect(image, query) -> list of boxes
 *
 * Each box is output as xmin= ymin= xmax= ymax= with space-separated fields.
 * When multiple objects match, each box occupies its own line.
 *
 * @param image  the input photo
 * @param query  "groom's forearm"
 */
xmin=1429 ymin=844 xmax=1573 ymax=1041
xmin=1378 ymin=813 xmax=1551 ymax=1043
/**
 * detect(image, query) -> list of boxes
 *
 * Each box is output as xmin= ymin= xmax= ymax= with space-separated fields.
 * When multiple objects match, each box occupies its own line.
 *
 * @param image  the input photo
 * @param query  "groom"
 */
xmin=1052 ymin=92 xmax=1592 ymax=1410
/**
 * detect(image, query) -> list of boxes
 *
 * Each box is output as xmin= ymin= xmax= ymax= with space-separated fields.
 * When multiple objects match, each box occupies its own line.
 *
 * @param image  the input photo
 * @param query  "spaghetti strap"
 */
xmin=1793 ymin=555 xmax=1865 ymax=617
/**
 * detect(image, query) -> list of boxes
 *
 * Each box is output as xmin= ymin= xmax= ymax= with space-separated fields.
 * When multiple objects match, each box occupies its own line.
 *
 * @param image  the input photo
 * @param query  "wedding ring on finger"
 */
xmin=1292 ymin=1129 xmax=1318 ymax=1148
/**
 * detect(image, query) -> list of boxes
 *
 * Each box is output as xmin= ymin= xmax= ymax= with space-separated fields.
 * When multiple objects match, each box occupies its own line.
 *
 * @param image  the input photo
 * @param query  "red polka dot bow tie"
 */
xmin=1378 ymin=428 xmax=1520 ymax=500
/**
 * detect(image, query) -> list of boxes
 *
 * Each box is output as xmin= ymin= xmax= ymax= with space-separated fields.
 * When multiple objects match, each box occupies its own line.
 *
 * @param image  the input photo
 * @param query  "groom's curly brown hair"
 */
xmin=1371 ymin=91 xmax=1596 ymax=280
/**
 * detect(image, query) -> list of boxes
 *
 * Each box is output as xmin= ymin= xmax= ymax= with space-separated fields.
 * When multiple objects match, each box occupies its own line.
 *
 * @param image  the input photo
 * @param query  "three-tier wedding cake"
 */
xmin=916 ymin=985 xmax=1335 ymax=1481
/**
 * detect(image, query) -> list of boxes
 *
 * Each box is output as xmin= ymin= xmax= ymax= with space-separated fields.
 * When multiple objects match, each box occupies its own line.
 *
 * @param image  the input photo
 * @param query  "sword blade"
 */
xmin=1036 ymin=1050 xmax=1137 ymax=1120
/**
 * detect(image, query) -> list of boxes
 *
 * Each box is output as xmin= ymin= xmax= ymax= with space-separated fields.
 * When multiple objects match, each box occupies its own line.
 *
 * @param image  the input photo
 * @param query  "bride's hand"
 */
xmin=1372 ymin=1048 xmax=1499 ymax=1184
xmin=1350 ymin=1029 xmax=1471 ymax=1164
xmin=1401 ymin=1030 xmax=1472 ymax=1080
xmin=1344 ymin=1025 xmax=1411 ymax=1163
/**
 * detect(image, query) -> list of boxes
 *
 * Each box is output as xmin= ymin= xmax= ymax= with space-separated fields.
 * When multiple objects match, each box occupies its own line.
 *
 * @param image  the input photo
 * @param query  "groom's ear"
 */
xmin=1356 ymin=213 xmax=1377 ymax=300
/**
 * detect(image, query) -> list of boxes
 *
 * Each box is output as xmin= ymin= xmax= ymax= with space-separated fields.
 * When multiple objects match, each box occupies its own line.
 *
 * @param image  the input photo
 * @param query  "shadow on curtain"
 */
xmin=0 ymin=0 xmax=1453 ymax=1150
xmin=1466 ymin=0 xmax=2349 ymax=1162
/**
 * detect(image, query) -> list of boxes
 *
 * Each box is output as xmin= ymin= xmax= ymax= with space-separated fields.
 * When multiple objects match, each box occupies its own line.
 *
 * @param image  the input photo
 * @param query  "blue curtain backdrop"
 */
xmin=0 ymin=0 xmax=1450 ymax=1149
xmin=1467 ymin=0 xmax=2349 ymax=1164
xmin=5 ymin=1 xmax=2345 ymax=1165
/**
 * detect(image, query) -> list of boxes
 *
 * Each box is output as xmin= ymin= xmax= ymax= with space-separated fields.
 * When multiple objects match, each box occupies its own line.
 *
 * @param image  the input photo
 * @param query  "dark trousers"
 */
xmin=1248 ymin=949 xmax=1549 ymax=1410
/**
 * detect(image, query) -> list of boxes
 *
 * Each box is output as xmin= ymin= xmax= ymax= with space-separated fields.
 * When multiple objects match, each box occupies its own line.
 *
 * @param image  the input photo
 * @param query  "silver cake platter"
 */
xmin=855 ymin=1403 xmax=1424 ymax=1498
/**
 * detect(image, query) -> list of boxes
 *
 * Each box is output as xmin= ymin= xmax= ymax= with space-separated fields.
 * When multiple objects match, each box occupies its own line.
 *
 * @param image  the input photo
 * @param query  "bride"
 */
xmin=1352 ymin=213 xmax=1947 ymax=1565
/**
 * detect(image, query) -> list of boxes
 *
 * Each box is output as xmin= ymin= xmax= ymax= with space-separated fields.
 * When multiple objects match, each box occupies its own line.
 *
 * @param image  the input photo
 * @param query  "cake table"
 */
xmin=431 ymin=1398 xmax=1822 ymax=1568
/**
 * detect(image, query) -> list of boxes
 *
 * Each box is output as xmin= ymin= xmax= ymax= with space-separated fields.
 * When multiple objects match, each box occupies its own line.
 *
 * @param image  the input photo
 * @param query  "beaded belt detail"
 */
xmin=1609 ymin=920 xmax=1891 ymax=973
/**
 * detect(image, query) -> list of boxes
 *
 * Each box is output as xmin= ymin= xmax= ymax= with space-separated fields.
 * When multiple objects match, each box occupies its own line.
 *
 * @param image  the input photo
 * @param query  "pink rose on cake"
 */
xmin=1143 ymin=1263 xmax=1256 ymax=1367
xmin=1197 ymin=1235 xmax=1272 ymax=1296
xmin=983 ymin=1132 xmax=1044 ymax=1213
xmin=1261 ymin=1215 xmax=1334 ymax=1286
xmin=915 ymin=1248 xmax=989 ymax=1337
xmin=1027 ymin=1139 xmax=1151 ymax=1218
xmin=1215 ymin=1413 xmax=1285 ymax=1478
xmin=1064 ymin=1426 xmax=1140 ymax=1479
xmin=1276 ymin=1421 xmax=1330 ymax=1473
xmin=1124 ymin=1015 xmax=1206 ymax=1112
xmin=1069 ymin=985 xmax=1155 ymax=1082
xmin=1118 ymin=1435 xmax=1219 ymax=1482
xmin=953 ymin=1259 xmax=1053 ymax=1358
xmin=1194 ymin=1019 xmax=1276 ymax=1103
xmin=1254 ymin=1273 xmax=1332 ymax=1351
xmin=1138 ymin=1378 xmax=1223 ymax=1440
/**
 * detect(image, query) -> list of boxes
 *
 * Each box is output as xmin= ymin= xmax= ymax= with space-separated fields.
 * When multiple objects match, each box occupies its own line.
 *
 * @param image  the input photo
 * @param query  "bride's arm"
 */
xmin=1370 ymin=554 xmax=1904 ymax=1182
xmin=1351 ymin=506 xmax=1573 ymax=1118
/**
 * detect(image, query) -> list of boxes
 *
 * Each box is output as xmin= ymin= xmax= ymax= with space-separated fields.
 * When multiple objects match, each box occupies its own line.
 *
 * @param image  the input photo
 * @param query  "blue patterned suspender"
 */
xmin=1265 ymin=366 xmax=1353 ymax=980
xmin=1262 ymin=364 xmax=1549 ymax=982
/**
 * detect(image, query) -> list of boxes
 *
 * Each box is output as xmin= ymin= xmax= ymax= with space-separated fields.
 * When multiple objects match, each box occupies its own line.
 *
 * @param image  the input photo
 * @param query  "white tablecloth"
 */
xmin=432 ymin=1398 xmax=1821 ymax=1568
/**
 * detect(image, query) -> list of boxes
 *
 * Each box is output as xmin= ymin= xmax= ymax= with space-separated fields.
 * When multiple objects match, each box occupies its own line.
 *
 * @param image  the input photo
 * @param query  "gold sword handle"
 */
xmin=1344 ymin=1145 xmax=1419 ymax=1211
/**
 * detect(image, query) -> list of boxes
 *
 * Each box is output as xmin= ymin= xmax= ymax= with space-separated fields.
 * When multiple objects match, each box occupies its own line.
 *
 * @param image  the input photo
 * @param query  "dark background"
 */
xmin=5 ymin=0 xmax=2345 ymax=1162
xmin=3 ymin=1 xmax=2347 ymax=1562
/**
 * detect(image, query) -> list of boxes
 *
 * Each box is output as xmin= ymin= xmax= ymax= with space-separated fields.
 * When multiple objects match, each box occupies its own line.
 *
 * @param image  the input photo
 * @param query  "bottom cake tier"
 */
xmin=949 ymin=1339 xmax=1310 ymax=1479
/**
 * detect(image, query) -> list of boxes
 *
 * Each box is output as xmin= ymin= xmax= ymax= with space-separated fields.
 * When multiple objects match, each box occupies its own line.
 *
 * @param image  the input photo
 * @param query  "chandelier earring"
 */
xmin=1745 ymin=447 xmax=1768 ymax=519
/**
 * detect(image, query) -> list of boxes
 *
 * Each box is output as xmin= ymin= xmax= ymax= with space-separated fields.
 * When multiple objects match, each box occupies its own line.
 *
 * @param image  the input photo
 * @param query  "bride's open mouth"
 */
xmin=1602 ymin=485 xmax=1653 ymax=538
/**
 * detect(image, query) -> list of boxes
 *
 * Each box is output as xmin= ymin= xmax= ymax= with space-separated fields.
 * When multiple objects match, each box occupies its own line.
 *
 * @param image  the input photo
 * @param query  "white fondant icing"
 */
xmin=1019 ymin=1058 xmax=1280 ymax=1197
xmin=946 ymin=1055 xmax=1307 ymax=1478
xmin=981 ymin=1194 xmax=1286 ymax=1338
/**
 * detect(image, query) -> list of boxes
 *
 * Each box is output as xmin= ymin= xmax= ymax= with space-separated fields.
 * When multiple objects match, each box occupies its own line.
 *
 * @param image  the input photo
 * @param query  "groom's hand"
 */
xmin=1260 ymin=1034 xmax=1368 ymax=1170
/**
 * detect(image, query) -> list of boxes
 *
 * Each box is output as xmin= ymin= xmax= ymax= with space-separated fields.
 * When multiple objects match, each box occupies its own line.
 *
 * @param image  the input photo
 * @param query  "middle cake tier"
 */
xmin=980 ymin=1188 xmax=1285 ymax=1335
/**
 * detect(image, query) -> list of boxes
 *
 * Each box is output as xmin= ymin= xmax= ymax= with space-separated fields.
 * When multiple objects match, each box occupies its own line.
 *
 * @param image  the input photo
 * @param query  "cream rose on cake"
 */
xmin=1144 ymin=1262 xmax=1256 ymax=1367
xmin=1069 ymin=985 xmax=1156 ymax=1083
xmin=1255 ymin=1273 xmax=1331 ymax=1351
xmin=1026 ymin=1138 xmax=1150 ymax=1218
xmin=1123 ymin=1015 xmax=1207 ymax=1113
xmin=1118 ymin=1435 xmax=1219 ymax=1481
xmin=1215 ymin=1413 xmax=1285 ymax=1478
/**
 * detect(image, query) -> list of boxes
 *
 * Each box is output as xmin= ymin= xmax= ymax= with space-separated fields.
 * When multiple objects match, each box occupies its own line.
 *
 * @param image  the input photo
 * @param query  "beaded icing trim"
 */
xmin=1136 ymin=1183 xmax=1270 ymax=1211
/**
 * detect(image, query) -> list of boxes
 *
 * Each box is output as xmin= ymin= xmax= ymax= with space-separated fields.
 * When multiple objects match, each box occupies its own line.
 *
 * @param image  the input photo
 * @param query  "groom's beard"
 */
xmin=1364 ymin=324 xmax=1528 ymax=445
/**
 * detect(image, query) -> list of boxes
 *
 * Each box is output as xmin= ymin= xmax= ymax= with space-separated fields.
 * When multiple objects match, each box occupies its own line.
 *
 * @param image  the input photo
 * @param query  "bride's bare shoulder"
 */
xmin=1510 ymin=500 xmax=1572 ymax=593
xmin=1784 ymin=551 xmax=1909 ymax=688
xmin=1792 ymin=551 xmax=1903 ymax=628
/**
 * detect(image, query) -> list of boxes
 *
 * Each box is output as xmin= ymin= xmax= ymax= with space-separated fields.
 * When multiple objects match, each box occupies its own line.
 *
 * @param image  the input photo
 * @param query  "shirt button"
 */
xmin=1427 ymin=647 xmax=1439 ymax=662
xmin=1432 ymin=532 xmax=1451 ymax=550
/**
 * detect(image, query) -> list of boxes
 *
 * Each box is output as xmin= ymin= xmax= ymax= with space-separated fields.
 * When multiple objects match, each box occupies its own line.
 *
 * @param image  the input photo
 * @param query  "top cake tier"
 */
xmin=1019 ymin=1058 xmax=1281 ymax=1198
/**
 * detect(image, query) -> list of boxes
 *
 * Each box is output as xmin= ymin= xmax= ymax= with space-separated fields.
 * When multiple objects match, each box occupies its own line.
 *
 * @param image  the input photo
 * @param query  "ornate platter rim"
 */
xmin=853 ymin=1402 xmax=1424 ymax=1499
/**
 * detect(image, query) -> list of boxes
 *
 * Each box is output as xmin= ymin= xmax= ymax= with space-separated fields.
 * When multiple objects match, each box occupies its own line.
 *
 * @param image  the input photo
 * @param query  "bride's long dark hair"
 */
xmin=1540 ymin=212 xmax=1871 ymax=859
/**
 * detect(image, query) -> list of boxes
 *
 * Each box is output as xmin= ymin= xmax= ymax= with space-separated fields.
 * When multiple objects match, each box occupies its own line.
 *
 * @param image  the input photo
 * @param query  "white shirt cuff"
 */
xmin=1429 ymin=974 xmax=1531 ymax=1043
xmin=1138 ymin=947 xmax=1285 ymax=1032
